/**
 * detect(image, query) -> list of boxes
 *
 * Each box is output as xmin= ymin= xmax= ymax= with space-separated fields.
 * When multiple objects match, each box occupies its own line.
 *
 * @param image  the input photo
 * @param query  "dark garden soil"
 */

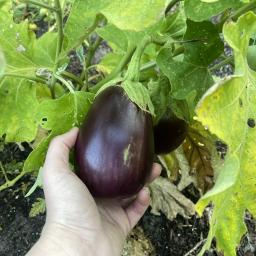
xmin=1 ymin=142 xmax=256 ymax=256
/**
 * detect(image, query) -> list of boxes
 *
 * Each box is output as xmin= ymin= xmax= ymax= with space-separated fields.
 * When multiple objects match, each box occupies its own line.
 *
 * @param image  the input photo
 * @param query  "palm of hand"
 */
xmin=42 ymin=128 xmax=161 ymax=256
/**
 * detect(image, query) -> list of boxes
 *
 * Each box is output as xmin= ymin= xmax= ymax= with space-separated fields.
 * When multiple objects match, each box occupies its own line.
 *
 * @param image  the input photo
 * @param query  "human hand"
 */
xmin=27 ymin=127 xmax=161 ymax=256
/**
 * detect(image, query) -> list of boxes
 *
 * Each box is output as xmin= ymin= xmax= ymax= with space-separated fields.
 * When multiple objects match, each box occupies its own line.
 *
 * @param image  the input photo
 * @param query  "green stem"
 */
xmin=218 ymin=0 xmax=256 ymax=29
xmin=231 ymin=1 xmax=256 ymax=20
xmin=0 ymin=171 xmax=26 ymax=191
xmin=49 ymin=0 xmax=64 ymax=98
xmin=81 ymin=36 xmax=103 ymax=91
xmin=172 ymin=46 xmax=185 ymax=57
xmin=73 ymin=14 xmax=104 ymax=52
xmin=165 ymin=0 xmax=181 ymax=14
xmin=62 ymin=71 xmax=84 ymax=88
xmin=54 ymin=74 xmax=75 ymax=93
xmin=125 ymin=36 xmax=152 ymax=81
xmin=20 ymin=0 xmax=58 ymax=12
xmin=209 ymin=56 xmax=234 ymax=71
xmin=90 ymin=46 xmax=136 ymax=93
xmin=140 ymin=61 xmax=157 ymax=72
xmin=3 ymin=73 xmax=46 ymax=83
xmin=0 ymin=161 xmax=9 ymax=182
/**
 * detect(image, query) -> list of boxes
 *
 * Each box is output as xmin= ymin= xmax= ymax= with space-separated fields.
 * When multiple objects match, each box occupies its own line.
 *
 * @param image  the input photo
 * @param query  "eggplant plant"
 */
xmin=0 ymin=0 xmax=256 ymax=255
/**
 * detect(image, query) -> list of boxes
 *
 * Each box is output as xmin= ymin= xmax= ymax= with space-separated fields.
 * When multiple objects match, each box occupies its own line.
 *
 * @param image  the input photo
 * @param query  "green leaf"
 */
xmin=160 ymin=2 xmax=186 ymax=39
xmin=148 ymin=76 xmax=171 ymax=123
xmin=0 ymin=10 xmax=57 ymax=77
xmin=96 ymin=24 xmax=129 ymax=52
xmin=0 ymin=49 xmax=5 ymax=76
xmin=97 ymin=52 xmax=123 ymax=75
xmin=101 ymin=0 xmax=166 ymax=31
xmin=247 ymin=45 xmax=256 ymax=71
xmin=24 ymin=92 xmax=94 ymax=172
xmin=195 ymin=12 xmax=256 ymax=256
xmin=184 ymin=0 xmax=243 ymax=22
xmin=64 ymin=0 xmax=109 ymax=51
xmin=0 ymin=78 xmax=39 ymax=142
xmin=157 ymin=20 xmax=223 ymax=105
xmin=121 ymin=81 xmax=155 ymax=115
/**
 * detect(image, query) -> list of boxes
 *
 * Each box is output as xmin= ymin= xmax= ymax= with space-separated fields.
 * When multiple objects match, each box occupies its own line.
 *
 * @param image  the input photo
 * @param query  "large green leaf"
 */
xmin=195 ymin=12 xmax=256 ymax=256
xmin=0 ymin=49 xmax=5 ymax=76
xmin=24 ymin=91 xmax=93 ymax=172
xmin=157 ymin=20 xmax=223 ymax=106
xmin=0 ymin=78 xmax=39 ymax=142
xmin=184 ymin=0 xmax=243 ymax=22
xmin=101 ymin=0 xmax=166 ymax=31
xmin=0 ymin=10 xmax=57 ymax=77
xmin=64 ymin=0 xmax=166 ymax=52
xmin=64 ymin=0 xmax=109 ymax=51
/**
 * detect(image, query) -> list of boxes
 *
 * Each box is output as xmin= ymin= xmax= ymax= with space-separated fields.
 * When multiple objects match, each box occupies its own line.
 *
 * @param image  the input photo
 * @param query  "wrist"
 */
xmin=27 ymin=221 xmax=123 ymax=256
xmin=27 ymin=223 xmax=93 ymax=256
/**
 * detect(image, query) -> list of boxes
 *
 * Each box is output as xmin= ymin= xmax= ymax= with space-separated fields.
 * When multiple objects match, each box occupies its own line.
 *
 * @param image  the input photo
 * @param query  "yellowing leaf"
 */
xmin=29 ymin=198 xmax=46 ymax=218
xmin=0 ymin=78 xmax=38 ymax=142
xmin=0 ymin=11 xmax=57 ymax=77
xmin=183 ymin=124 xmax=216 ymax=193
xmin=102 ymin=0 xmax=166 ymax=31
xmin=195 ymin=12 xmax=256 ymax=256
xmin=149 ymin=177 xmax=195 ymax=220
xmin=0 ymin=49 xmax=5 ymax=76
xmin=122 ymin=227 xmax=155 ymax=256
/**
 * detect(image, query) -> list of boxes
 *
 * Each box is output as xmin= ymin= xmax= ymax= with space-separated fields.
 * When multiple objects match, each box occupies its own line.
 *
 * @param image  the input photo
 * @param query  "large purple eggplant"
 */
xmin=75 ymin=86 xmax=154 ymax=198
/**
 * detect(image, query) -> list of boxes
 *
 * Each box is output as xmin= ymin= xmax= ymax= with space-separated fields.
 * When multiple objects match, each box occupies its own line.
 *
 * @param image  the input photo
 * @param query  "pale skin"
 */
xmin=26 ymin=127 xmax=161 ymax=256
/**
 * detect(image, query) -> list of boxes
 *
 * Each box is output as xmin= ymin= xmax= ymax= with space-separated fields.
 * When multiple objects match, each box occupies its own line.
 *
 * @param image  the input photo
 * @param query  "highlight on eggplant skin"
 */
xmin=154 ymin=118 xmax=188 ymax=155
xmin=74 ymin=86 xmax=154 ymax=198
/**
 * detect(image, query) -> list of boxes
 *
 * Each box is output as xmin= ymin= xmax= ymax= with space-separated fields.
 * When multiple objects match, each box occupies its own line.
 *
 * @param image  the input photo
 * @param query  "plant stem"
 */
xmin=3 ymin=73 xmax=46 ymax=83
xmin=140 ymin=61 xmax=157 ymax=72
xmin=20 ymin=0 xmax=58 ymax=12
xmin=90 ymin=46 xmax=136 ymax=93
xmin=49 ymin=0 xmax=64 ymax=98
xmin=62 ymin=71 xmax=84 ymax=88
xmin=209 ymin=56 xmax=234 ymax=71
xmin=0 ymin=161 xmax=9 ymax=182
xmin=232 ymin=0 xmax=256 ymax=20
xmin=165 ymin=0 xmax=181 ymax=14
xmin=81 ymin=36 xmax=103 ymax=91
xmin=54 ymin=74 xmax=75 ymax=93
xmin=0 ymin=170 xmax=26 ymax=191
xmin=73 ymin=14 xmax=104 ymax=51
xmin=219 ymin=0 xmax=256 ymax=29
xmin=125 ymin=36 xmax=152 ymax=81
xmin=173 ymin=46 xmax=185 ymax=57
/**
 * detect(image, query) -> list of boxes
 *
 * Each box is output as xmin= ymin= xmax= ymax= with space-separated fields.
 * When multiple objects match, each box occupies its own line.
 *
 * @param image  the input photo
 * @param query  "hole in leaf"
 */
xmin=247 ymin=118 xmax=255 ymax=128
xmin=239 ymin=98 xmax=243 ymax=107
xmin=42 ymin=117 xmax=47 ymax=122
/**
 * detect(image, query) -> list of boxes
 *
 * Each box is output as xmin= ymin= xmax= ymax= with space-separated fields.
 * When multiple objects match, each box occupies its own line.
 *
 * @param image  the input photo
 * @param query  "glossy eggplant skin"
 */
xmin=154 ymin=118 xmax=188 ymax=155
xmin=75 ymin=86 xmax=154 ymax=198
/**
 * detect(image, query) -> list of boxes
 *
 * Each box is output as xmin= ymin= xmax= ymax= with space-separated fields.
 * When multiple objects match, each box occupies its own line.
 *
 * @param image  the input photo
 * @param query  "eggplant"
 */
xmin=154 ymin=118 xmax=188 ymax=155
xmin=75 ymin=86 xmax=154 ymax=198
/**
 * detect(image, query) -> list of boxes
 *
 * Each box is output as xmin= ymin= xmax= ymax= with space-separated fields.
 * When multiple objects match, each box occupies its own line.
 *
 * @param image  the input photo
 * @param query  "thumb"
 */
xmin=43 ymin=127 xmax=79 ymax=174
xmin=42 ymin=127 xmax=79 ymax=195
